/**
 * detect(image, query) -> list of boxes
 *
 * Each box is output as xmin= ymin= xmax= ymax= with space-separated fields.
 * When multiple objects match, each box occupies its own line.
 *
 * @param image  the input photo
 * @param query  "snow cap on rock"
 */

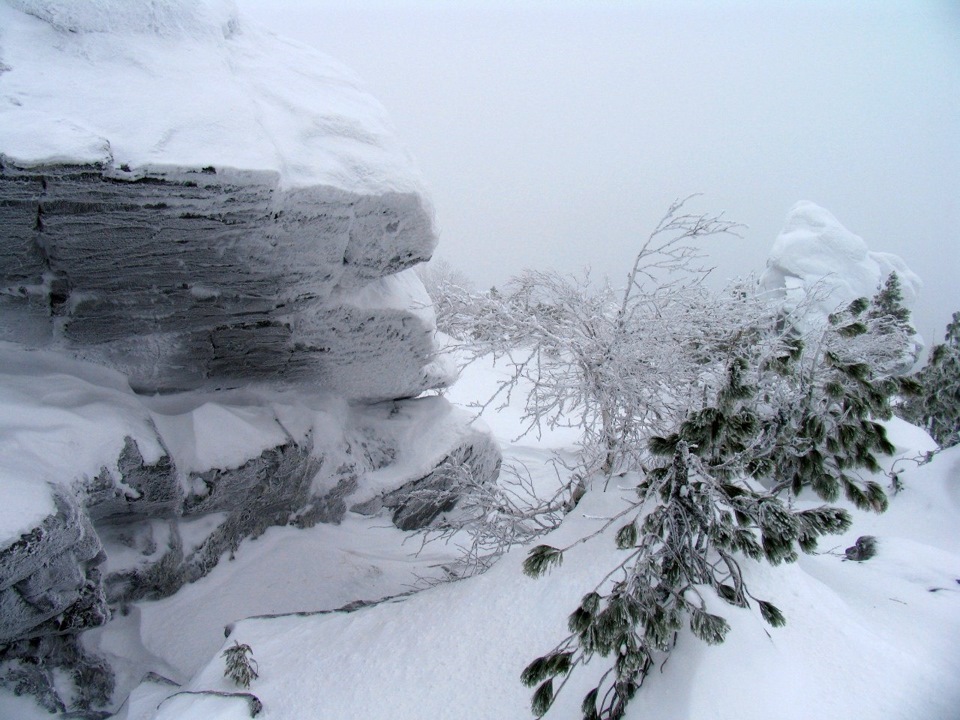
xmin=0 ymin=0 xmax=427 ymax=195
xmin=0 ymin=0 xmax=445 ymax=397
xmin=761 ymin=201 xmax=921 ymax=319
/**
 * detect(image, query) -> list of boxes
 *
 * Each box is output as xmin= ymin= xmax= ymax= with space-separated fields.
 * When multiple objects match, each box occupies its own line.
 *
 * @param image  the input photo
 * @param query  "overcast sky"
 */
xmin=237 ymin=0 xmax=959 ymax=342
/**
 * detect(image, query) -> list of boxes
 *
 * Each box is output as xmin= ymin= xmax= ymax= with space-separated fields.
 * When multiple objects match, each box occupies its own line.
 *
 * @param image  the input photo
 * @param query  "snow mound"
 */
xmin=0 ymin=0 xmax=425 ymax=194
xmin=4 ymin=0 xmax=238 ymax=37
xmin=761 ymin=202 xmax=921 ymax=319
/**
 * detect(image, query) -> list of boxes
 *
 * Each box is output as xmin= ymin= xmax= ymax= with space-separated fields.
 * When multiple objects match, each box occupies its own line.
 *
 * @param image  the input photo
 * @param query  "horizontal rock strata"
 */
xmin=0 ymin=160 xmax=443 ymax=399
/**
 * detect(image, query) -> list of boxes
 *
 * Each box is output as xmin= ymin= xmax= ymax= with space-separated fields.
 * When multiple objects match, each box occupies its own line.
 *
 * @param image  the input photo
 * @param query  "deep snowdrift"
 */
xmin=131 ymin=359 xmax=960 ymax=720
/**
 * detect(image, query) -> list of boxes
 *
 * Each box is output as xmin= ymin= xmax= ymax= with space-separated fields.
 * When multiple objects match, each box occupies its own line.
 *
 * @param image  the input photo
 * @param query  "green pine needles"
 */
xmin=222 ymin=641 xmax=259 ymax=689
xmin=521 ymin=434 xmax=854 ymax=718
xmin=899 ymin=311 xmax=960 ymax=448
xmin=520 ymin=285 xmax=909 ymax=718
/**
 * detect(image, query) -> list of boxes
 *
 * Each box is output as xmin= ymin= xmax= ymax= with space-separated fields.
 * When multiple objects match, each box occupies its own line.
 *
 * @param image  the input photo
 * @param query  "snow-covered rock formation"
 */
xmin=761 ymin=202 xmax=922 ymax=322
xmin=0 ymin=2 xmax=499 ymax=715
xmin=0 ymin=0 xmax=450 ymax=399
xmin=0 ymin=344 xmax=498 ymax=611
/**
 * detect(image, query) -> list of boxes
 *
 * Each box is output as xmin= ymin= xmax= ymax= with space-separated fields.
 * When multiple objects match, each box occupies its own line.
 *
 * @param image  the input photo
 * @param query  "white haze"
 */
xmin=237 ymin=0 xmax=960 ymax=343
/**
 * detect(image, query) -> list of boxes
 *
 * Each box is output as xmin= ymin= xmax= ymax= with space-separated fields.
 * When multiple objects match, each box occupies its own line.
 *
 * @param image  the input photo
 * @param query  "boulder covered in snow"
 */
xmin=0 ymin=341 xmax=500 ymax=713
xmin=761 ymin=201 xmax=921 ymax=321
xmin=0 ymin=345 xmax=499 ymax=631
xmin=0 ymin=0 xmax=450 ymax=399
xmin=0 ymin=4 xmax=500 ymax=714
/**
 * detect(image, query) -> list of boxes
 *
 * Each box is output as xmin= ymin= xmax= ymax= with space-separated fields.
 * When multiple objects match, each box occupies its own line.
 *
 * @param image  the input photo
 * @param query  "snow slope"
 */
xmin=120 ymin=353 xmax=960 ymax=720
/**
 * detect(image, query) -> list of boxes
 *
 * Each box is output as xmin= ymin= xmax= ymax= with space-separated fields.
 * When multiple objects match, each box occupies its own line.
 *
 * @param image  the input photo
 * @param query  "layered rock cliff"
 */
xmin=0 ymin=0 xmax=454 ymax=400
xmin=0 ymin=2 xmax=499 ymax=715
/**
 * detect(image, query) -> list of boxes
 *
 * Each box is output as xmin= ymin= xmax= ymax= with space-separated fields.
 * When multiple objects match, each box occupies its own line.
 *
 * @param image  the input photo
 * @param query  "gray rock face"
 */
xmin=0 ymin=633 xmax=114 ymax=714
xmin=101 ymin=439 xmax=323 ymax=605
xmin=0 ymin=489 xmax=107 ymax=645
xmin=85 ymin=438 xmax=180 ymax=522
xmin=0 ymin=160 xmax=443 ymax=399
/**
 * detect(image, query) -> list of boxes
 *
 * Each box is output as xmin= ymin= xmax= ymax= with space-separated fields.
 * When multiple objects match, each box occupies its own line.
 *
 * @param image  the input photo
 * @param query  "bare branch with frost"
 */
xmin=408 ymin=460 xmax=571 ymax=583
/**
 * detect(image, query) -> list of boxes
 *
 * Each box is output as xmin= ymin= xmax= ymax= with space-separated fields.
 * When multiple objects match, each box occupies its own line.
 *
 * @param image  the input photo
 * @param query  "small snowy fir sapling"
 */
xmin=222 ymin=641 xmax=259 ymax=688
xmin=863 ymin=272 xmax=920 ymax=374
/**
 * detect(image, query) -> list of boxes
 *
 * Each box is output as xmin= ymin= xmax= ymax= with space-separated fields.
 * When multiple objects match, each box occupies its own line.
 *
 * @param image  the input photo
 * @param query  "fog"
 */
xmin=237 ymin=0 xmax=959 ymax=342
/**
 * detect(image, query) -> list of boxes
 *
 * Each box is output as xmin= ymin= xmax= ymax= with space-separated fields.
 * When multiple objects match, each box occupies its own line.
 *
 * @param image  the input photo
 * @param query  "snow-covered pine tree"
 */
xmin=863 ymin=271 xmax=919 ymax=374
xmin=753 ymin=296 xmax=902 ymax=512
xmin=867 ymin=272 xmax=912 ymax=329
xmin=899 ymin=311 xmax=960 ymax=448
xmin=518 ymin=273 xmax=906 ymax=719
xmin=522 ymin=353 xmax=852 ymax=719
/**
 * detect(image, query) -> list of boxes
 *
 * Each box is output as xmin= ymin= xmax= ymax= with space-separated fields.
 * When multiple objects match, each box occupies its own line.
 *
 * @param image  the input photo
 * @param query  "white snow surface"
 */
xmin=66 ymin=349 xmax=955 ymax=720
xmin=0 ymin=0 xmax=427 ymax=195
xmin=762 ymin=201 xmax=922 ymax=319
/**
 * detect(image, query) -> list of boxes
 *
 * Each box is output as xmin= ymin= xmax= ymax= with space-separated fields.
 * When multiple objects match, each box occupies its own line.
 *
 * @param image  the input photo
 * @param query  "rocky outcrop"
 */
xmin=84 ymin=438 xmax=180 ymax=522
xmin=0 ymin=160 xmax=445 ymax=400
xmin=0 ymin=352 xmax=501 ymax=637
xmin=0 ymin=487 xmax=113 ymax=716
xmin=0 ymin=489 xmax=107 ymax=645
xmin=0 ymin=2 xmax=500 ymax=715
xmin=99 ymin=440 xmax=322 ymax=606
xmin=0 ymin=373 xmax=501 ymax=714
xmin=761 ymin=202 xmax=924 ymax=371
xmin=0 ymin=0 xmax=452 ymax=401
xmin=354 ymin=439 xmax=503 ymax=531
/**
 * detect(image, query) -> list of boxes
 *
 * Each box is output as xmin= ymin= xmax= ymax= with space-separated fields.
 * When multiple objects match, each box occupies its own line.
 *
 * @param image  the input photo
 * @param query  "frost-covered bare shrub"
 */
xmin=411 ymin=460 xmax=570 ymax=581
xmin=416 ymin=257 xmax=477 ymax=338
xmin=437 ymin=198 xmax=916 ymax=718
xmin=443 ymin=197 xmax=746 ymax=478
